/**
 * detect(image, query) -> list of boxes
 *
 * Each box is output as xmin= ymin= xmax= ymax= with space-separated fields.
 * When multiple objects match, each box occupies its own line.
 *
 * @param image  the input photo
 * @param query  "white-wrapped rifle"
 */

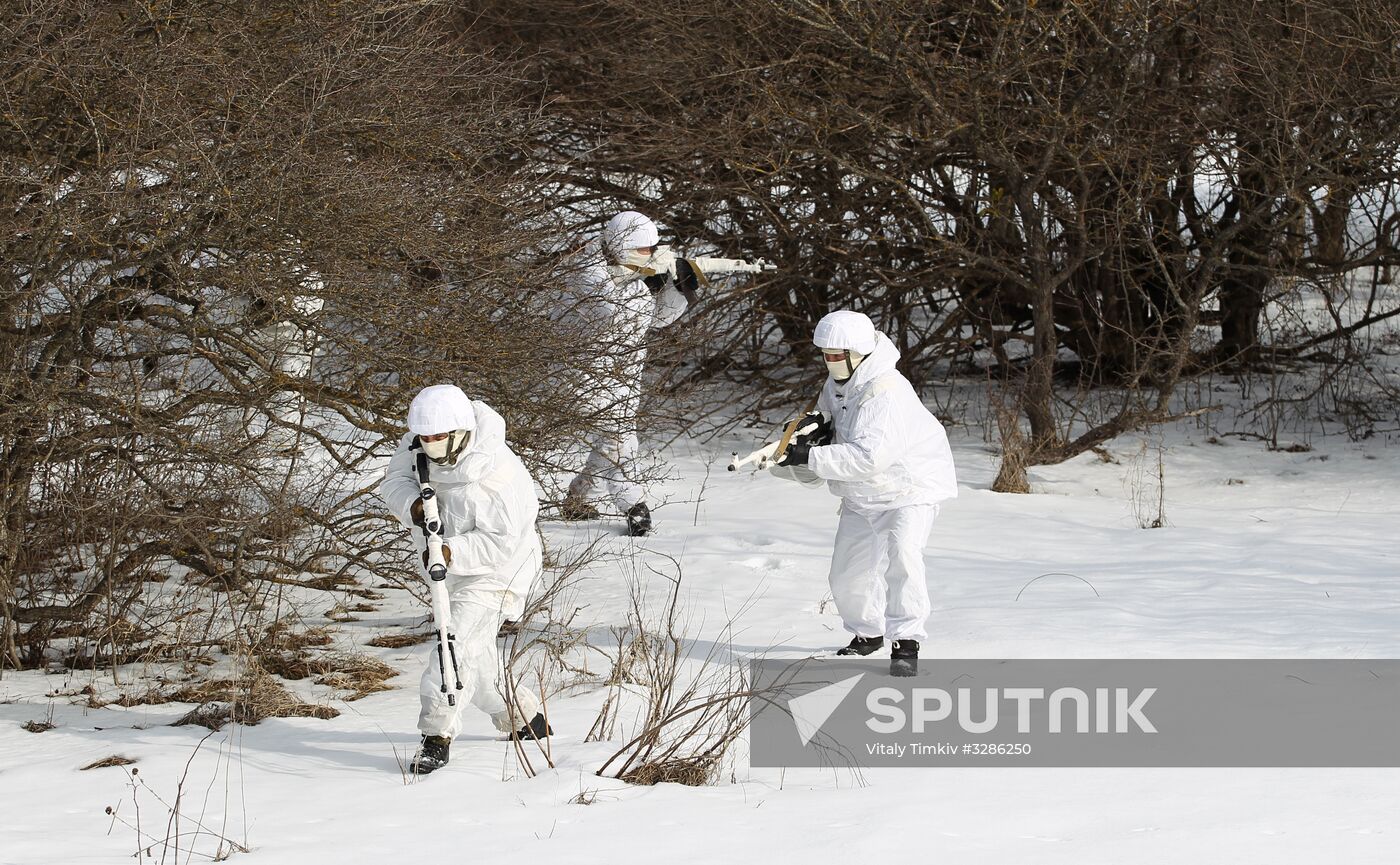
xmin=608 ymin=244 xmax=776 ymax=302
xmin=728 ymin=394 xmax=822 ymax=472
xmin=414 ymin=447 xmax=463 ymax=705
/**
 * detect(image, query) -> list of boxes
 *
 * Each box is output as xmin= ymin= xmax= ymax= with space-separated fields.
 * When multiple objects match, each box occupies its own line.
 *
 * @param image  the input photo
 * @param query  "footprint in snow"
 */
xmin=741 ymin=555 xmax=793 ymax=571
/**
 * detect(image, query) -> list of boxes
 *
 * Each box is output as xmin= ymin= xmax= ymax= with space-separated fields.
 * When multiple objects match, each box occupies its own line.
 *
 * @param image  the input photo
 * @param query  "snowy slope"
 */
xmin=3 ymin=422 xmax=1400 ymax=864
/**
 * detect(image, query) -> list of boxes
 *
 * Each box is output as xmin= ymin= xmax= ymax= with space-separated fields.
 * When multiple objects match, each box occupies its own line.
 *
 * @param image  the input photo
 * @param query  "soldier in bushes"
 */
xmin=558 ymin=210 xmax=689 ymax=537
xmin=557 ymin=210 xmax=772 ymax=536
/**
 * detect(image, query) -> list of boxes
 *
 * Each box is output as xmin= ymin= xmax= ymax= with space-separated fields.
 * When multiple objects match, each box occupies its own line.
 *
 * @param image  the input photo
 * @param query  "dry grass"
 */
xmin=250 ymin=623 xmax=397 ymax=694
xmin=367 ymin=632 xmax=432 ymax=649
xmin=112 ymin=688 xmax=176 ymax=708
xmin=170 ymin=671 xmax=339 ymax=730
xmin=52 ymin=628 xmax=398 ymax=725
xmin=256 ymin=651 xmax=334 ymax=681
xmin=81 ymin=755 xmax=137 ymax=770
xmin=261 ymin=623 xmax=334 ymax=652
xmin=312 ymin=653 xmax=398 ymax=701
xmin=314 ymin=674 xmax=393 ymax=701
xmin=22 ymin=720 xmax=55 ymax=733
xmin=323 ymin=603 xmax=359 ymax=623
xmin=236 ymin=621 xmax=338 ymax=681
xmin=618 ymin=756 xmax=717 ymax=787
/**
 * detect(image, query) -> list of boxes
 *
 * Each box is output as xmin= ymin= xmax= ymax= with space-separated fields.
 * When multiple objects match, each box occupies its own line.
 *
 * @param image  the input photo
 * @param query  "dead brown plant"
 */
xmin=169 ymin=670 xmax=339 ymax=729
xmin=82 ymin=755 xmax=137 ymax=770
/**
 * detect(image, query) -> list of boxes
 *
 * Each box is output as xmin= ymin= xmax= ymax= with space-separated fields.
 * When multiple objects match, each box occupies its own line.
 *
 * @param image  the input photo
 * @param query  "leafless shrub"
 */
xmin=0 ymin=1 xmax=599 ymax=674
xmin=588 ymin=562 xmax=753 ymax=788
xmin=497 ymin=538 xmax=622 ymax=778
xmin=991 ymin=394 xmax=1032 ymax=494
xmin=463 ymin=0 xmax=1400 ymax=474
xmin=1124 ymin=439 xmax=1169 ymax=530
xmin=502 ymin=535 xmax=621 ymax=704
xmin=104 ymin=741 xmax=250 ymax=862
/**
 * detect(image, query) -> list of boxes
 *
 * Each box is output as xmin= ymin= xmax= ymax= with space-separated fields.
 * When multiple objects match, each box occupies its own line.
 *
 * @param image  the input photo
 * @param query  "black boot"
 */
xmin=410 ymin=735 xmax=451 ymax=775
xmin=835 ymin=635 xmax=884 ymax=656
xmin=513 ymin=712 xmax=553 ymax=741
xmin=625 ymin=502 xmax=652 ymax=537
xmin=890 ymin=640 xmax=919 ymax=677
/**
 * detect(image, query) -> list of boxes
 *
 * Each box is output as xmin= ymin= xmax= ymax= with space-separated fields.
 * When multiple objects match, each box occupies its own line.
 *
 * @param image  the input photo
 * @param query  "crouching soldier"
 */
xmin=378 ymin=384 xmax=551 ymax=774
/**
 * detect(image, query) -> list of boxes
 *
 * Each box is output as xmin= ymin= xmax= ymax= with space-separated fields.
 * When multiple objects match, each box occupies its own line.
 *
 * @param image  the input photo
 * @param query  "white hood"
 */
xmin=429 ymin=400 xmax=507 ymax=484
xmin=834 ymin=332 xmax=901 ymax=397
xmin=601 ymin=211 xmax=659 ymax=260
xmin=407 ymin=384 xmax=476 ymax=436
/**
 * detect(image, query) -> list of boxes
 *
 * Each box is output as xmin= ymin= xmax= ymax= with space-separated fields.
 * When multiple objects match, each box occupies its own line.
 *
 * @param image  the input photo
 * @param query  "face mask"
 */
xmin=617 ymin=247 xmax=657 ymax=273
xmin=615 ymin=242 xmax=675 ymax=272
xmin=421 ymin=429 xmax=471 ymax=465
xmin=822 ymin=349 xmax=865 ymax=382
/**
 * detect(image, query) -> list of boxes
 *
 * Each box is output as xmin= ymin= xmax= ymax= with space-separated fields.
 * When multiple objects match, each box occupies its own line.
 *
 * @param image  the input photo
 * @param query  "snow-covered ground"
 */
xmin=4 ymin=407 xmax=1400 ymax=863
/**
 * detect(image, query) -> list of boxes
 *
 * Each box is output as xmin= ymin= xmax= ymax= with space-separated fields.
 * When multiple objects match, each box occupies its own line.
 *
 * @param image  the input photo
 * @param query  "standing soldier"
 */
xmin=773 ymin=311 xmax=958 ymax=676
xmin=557 ymin=210 xmax=687 ymax=537
xmin=559 ymin=210 xmax=773 ymax=536
xmin=378 ymin=384 xmax=550 ymax=774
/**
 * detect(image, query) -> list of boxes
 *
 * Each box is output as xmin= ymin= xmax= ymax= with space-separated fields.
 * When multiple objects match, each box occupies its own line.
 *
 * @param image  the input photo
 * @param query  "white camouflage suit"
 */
xmin=565 ymin=212 xmax=689 ymax=512
xmin=378 ymin=394 xmax=543 ymax=739
xmin=781 ymin=311 xmax=958 ymax=642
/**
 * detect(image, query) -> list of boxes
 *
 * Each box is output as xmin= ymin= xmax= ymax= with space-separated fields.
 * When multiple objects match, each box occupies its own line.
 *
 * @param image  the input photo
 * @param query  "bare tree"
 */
xmin=0 ymin=1 xmax=584 ymax=669
xmin=460 ymin=0 xmax=1400 ymax=487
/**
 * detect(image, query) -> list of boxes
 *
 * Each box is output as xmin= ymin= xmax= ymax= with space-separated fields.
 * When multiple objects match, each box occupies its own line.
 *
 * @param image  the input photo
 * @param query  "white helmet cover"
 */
xmin=602 ymin=210 xmax=660 ymax=262
xmin=814 ymin=310 xmax=878 ymax=382
xmin=407 ymin=384 xmax=477 ymax=436
xmin=812 ymin=310 xmax=878 ymax=354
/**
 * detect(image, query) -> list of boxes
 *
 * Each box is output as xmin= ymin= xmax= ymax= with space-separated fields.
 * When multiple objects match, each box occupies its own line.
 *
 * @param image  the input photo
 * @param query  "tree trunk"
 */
xmin=991 ymin=393 xmax=1031 ymax=494
xmin=1314 ymin=185 xmax=1351 ymax=266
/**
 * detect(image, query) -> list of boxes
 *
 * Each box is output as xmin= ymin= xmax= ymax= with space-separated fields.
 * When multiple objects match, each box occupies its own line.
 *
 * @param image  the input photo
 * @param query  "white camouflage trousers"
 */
xmin=567 ymin=429 xmax=643 ymax=512
xmin=418 ymin=584 xmax=540 ymax=739
xmin=828 ymin=503 xmax=939 ymax=642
